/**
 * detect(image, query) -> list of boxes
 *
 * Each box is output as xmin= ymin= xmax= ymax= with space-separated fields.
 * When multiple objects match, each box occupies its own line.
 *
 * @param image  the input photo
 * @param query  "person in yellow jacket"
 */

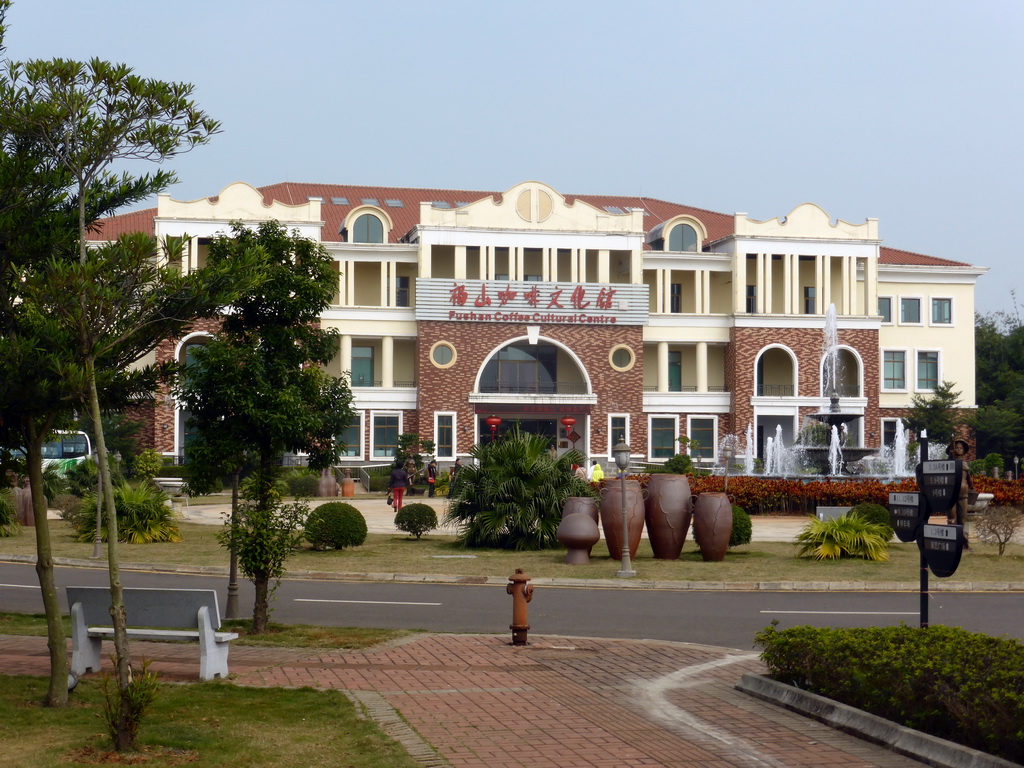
xmin=589 ymin=461 xmax=605 ymax=482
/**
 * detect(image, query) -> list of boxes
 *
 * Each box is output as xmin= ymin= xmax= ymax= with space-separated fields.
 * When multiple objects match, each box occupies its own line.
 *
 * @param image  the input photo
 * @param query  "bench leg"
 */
xmin=198 ymin=605 xmax=230 ymax=680
xmin=70 ymin=602 xmax=102 ymax=675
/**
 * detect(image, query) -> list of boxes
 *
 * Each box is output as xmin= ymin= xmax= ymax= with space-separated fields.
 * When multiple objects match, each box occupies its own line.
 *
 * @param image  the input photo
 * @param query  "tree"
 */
xmin=904 ymin=380 xmax=963 ymax=449
xmin=444 ymin=427 xmax=593 ymax=550
xmin=971 ymin=311 xmax=1024 ymax=464
xmin=176 ymin=221 xmax=355 ymax=633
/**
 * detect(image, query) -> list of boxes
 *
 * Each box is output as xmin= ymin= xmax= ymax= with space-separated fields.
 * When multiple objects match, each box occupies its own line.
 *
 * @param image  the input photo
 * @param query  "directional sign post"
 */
xmin=919 ymin=524 xmax=965 ymax=578
xmin=888 ymin=492 xmax=924 ymax=543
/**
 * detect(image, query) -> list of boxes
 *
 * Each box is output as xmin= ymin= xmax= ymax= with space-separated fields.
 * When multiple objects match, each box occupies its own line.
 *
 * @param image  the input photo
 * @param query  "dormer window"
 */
xmin=668 ymin=223 xmax=698 ymax=252
xmin=353 ymin=213 xmax=384 ymax=244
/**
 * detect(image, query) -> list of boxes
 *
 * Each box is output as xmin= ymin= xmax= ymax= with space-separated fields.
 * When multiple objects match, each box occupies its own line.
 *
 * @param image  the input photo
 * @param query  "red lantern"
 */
xmin=560 ymin=416 xmax=576 ymax=430
xmin=485 ymin=414 xmax=501 ymax=440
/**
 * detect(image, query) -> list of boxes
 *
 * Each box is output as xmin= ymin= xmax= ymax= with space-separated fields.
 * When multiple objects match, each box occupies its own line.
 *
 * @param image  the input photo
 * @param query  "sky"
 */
xmin=4 ymin=0 xmax=1022 ymax=317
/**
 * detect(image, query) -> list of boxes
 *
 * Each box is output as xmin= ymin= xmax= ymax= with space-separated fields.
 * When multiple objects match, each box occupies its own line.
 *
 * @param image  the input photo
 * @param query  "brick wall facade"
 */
xmin=416 ymin=321 xmax=646 ymax=457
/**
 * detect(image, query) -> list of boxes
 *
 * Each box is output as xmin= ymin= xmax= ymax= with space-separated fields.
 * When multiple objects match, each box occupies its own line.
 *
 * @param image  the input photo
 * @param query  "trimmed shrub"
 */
xmin=755 ymin=623 xmax=1024 ymax=763
xmin=849 ymin=502 xmax=894 ymax=539
xmin=0 ymin=490 xmax=17 ymax=537
xmin=729 ymin=505 xmax=752 ymax=547
xmin=133 ymin=448 xmax=163 ymax=481
xmin=661 ymin=453 xmax=693 ymax=475
xmin=285 ymin=470 xmax=320 ymax=498
xmin=395 ymin=503 xmax=438 ymax=539
xmin=304 ymin=502 xmax=367 ymax=550
xmin=52 ymin=493 xmax=82 ymax=520
xmin=74 ymin=483 xmax=181 ymax=543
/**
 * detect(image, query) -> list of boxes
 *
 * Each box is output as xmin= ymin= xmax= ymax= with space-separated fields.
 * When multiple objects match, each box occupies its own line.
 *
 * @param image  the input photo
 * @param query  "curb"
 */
xmin=2 ymin=554 xmax=1023 ymax=591
xmin=736 ymin=674 xmax=1019 ymax=768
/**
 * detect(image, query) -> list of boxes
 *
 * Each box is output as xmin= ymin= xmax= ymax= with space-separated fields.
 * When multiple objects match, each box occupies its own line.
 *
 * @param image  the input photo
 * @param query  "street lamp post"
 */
xmin=613 ymin=440 xmax=635 ymax=578
xmin=1015 ymin=455 xmax=1020 ymax=481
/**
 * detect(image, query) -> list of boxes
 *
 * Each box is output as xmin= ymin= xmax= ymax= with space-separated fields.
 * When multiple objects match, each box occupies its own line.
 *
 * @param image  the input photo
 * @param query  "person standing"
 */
xmin=427 ymin=459 xmax=438 ymax=497
xmin=450 ymin=458 xmax=462 ymax=478
xmin=590 ymin=461 xmax=605 ymax=483
xmin=946 ymin=439 xmax=975 ymax=549
xmin=389 ymin=460 xmax=409 ymax=511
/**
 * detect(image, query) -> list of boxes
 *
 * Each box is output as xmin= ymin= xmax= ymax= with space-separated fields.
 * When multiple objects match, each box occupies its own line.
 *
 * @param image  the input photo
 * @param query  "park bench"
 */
xmin=66 ymin=586 xmax=238 ymax=681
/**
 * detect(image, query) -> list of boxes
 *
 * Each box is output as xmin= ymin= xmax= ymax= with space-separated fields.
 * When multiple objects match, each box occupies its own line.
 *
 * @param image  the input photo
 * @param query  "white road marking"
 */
xmin=761 ymin=614 xmax=913 ymax=618
xmin=295 ymin=598 xmax=441 ymax=606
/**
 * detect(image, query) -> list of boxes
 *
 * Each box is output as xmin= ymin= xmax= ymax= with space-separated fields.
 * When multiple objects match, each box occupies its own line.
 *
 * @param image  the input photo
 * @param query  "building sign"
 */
xmin=474 ymin=403 xmax=591 ymax=415
xmin=914 ymin=460 xmax=961 ymax=517
xmin=918 ymin=524 xmax=964 ymax=578
xmin=888 ymin=492 xmax=924 ymax=543
xmin=415 ymin=279 xmax=649 ymax=326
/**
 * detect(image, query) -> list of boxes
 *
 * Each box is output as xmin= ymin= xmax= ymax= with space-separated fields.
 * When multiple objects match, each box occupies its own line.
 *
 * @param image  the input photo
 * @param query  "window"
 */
xmin=352 ymin=213 xmax=384 ymax=244
xmin=435 ymin=413 xmax=455 ymax=460
xmin=882 ymin=419 xmax=899 ymax=448
xmin=900 ymin=297 xmax=921 ymax=324
xmin=931 ymin=298 xmax=952 ymax=325
xmin=668 ymin=351 xmax=682 ymax=392
xmin=481 ymin=343 xmax=557 ymax=393
xmin=670 ymin=283 xmax=682 ymax=313
xmin=803 ymin=286 xmax=816 ymax=315
xmin=338 ymin=416 xmax=362 ymax=458
xmin=746 ymin=285 xmax=757 ymax=313
xmin=372 ymin=413 xmax=400 ymax=458
xmin=917 ymin=351 xmax=939 ymax=391
xmin=609 ymin=344 xmax=636 ymax=372
xmin=878 ymin=296 xmax=892 ymax=323
xmin=687 ymin=417 xmax=716 ymax=461
xmin=650 ymin=417 xmax=677 ymax=459
xmin=396 ymin=276 xmax=410 ymax=307
xmin=609 ymin=415 xmax=628 ymax=450
xmin=883 ymin=350 xmax=906 ymax=390
xmin=351 ymin=346 xmax=374 ymax=386
xmin=668 ymin=223 xmax=698 ymax=252
xmin=430 ymin=341 xmax=456 ymax=369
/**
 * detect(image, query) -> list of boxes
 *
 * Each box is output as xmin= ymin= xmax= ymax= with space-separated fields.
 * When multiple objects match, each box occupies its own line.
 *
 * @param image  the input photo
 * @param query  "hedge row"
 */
xmin=755 ymin=623 xmax=1024 ymax=762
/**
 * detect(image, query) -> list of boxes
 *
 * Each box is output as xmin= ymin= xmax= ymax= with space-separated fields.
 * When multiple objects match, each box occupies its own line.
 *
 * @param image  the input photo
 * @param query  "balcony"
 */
xmin=756 ymin=384 xmax=795 ymax=397
xmin=643 ymin=385 xmax=729 ymax=393
xmin=478 ymin=382 xmax=589 ymax=395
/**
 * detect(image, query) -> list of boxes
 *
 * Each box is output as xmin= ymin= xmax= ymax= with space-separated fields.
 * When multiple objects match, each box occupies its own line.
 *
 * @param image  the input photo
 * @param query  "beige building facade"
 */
xmin=96 ymin=180 xmax=987 ymax=467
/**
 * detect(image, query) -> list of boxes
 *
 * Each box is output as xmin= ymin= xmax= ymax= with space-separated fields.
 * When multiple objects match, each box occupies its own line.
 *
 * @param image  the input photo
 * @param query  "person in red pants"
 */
xmin=389 ymin=461 xmax=409 ymax=510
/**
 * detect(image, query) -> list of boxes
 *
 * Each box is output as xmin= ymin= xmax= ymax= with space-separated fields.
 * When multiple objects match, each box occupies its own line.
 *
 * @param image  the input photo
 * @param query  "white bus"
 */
xmin=40 ymin=431 xmax=93 ymax=472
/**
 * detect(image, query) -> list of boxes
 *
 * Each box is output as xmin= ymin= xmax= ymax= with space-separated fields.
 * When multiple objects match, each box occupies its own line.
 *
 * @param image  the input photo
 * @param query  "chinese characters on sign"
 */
xmin=416 ymin=279 xmax=649 ymax=326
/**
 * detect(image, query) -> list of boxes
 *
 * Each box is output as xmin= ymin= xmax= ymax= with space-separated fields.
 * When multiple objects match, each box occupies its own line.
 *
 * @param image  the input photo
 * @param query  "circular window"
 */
xmin=430 ymin=341 xmax=457 ymax=369
xmin=609 ymin=344 xmax=635 ymax=372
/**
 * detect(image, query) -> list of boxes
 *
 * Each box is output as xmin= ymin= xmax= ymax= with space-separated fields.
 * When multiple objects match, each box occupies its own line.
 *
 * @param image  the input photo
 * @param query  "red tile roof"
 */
xmin=88 ymin=183 xmax=970 ymax=268
xmin=879 ymin=246 xmax=972 ymax=268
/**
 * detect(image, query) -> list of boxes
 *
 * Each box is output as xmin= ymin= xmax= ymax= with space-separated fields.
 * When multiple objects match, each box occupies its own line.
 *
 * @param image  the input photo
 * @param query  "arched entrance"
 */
xmin=473 ymin=338 xmax=593 ymax=454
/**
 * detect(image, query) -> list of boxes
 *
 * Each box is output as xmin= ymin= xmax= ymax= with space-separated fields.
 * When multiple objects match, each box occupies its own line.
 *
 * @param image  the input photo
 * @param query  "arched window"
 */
xmin=668 ymin=223 xmax=698 ymax=252
xmin=352 ymin=213 xmax=384 ymax=244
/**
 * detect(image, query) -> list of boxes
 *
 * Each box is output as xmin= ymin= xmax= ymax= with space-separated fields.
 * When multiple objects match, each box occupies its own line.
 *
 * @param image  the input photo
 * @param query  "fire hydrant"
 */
xmin=506 ymin=569 xmax=534 ymax=646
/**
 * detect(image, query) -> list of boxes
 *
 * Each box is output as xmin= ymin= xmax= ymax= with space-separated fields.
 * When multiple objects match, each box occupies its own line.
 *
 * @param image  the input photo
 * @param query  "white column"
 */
xmin=486 ymin=246 xmax=495 ymax=280
xmin=822 ymin=256 xmax=832 ymax=311
xmin=734 ymin=254 xmax=746 ymax=313
xmin=783 ymin=254 xmax=793 ymax=314
xmin=763 ymin=255 xmax=773 ymax=314
xmin=657 ymin=342 xmax=669 ymax=393
xmin=841 ymin=256 xmax=852 ymax=315
xmin=340 ymin=335 xmax=352 ymax=380
xmin=702 ymin=270 xmax=711 ymax=314
xmin=515 ymin=247 xmax=524 ymax=281
xmin=696 ymin=341 xmax=708 ymax=393
xmin=756 ymin=253 xmax=766 ymax=313
xmin=815 ymin=256 xmax=825 ymax=314
xmin=382 ymin=336 xmax=394 ymax=388
xmin=454 ymin=245 xmax=466 ymax=279
xmin=542 ymin=247 xmax=551 ymax=282
xmin=598 ymin=249 xmax=610 ymax=283
xmin=866 ymin=255 xmax=878 ymax=316
xmin=655 ymin=269 xmax=665 ymax=314
xmin=346 ymin=261 xmax=355 ymax=306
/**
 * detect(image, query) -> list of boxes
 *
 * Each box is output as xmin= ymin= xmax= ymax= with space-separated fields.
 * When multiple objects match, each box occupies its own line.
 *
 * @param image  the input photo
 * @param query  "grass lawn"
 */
xmin=2 ymin=519 xmax=1023 ymax=585
xmin=0 ymin=674 xmax=422 ymax=768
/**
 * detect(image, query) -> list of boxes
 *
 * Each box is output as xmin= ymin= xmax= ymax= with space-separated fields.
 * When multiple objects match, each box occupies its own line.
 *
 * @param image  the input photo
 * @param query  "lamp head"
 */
xmin=612 ymin=440 xmax=630 ymax=471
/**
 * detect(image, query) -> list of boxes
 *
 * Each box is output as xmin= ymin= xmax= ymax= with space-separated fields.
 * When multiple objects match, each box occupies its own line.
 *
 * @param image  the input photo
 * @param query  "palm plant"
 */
xmin=75 ymin=483 xmax=182 ymax=544
xmin=794 ymin=512 xmax=890 ymax=561
xmin=444 ymin=427 xmax=594 ymax=550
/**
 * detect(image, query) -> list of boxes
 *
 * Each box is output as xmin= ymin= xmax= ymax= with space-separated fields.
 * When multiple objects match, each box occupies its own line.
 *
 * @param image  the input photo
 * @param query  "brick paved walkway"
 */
xmin=1 ymin=632 xmax=925 ymax=767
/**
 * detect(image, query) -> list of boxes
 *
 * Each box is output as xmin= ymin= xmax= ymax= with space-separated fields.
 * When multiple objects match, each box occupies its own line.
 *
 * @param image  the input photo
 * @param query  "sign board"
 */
xmin=918 ymin=523 xmax=964 ymax=578
xmin=915 ymin=460 xmax=962 ymax=516
xmin=888 ymin=492 xmax=924 ymax=543
xmin=816 ymin=506 xmax=851 ymax=522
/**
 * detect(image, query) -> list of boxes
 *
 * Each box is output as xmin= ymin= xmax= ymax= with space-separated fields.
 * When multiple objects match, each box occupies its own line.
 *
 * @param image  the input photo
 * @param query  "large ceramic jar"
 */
xmin=692 ymin=492 xmax=733 ymax=562
xmin=562 ymin=496 xmax=599 ymax=523
xmin=644 ymin=474 xmax=693 ymax=559
xmin=556 ymin=506 xmax=601 ymax=565
xmin=599 ymin=478 xmax=645 ymax=560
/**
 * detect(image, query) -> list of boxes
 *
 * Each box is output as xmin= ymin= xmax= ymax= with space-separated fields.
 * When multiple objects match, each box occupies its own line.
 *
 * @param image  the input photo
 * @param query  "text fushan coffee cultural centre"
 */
xmin=95 ymin=180 xmax=985 ymax=468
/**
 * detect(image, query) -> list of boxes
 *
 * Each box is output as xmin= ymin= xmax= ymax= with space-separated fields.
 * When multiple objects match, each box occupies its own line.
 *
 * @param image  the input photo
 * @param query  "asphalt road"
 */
xmin=1 ymin=562 xmax=1021 ymax=649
